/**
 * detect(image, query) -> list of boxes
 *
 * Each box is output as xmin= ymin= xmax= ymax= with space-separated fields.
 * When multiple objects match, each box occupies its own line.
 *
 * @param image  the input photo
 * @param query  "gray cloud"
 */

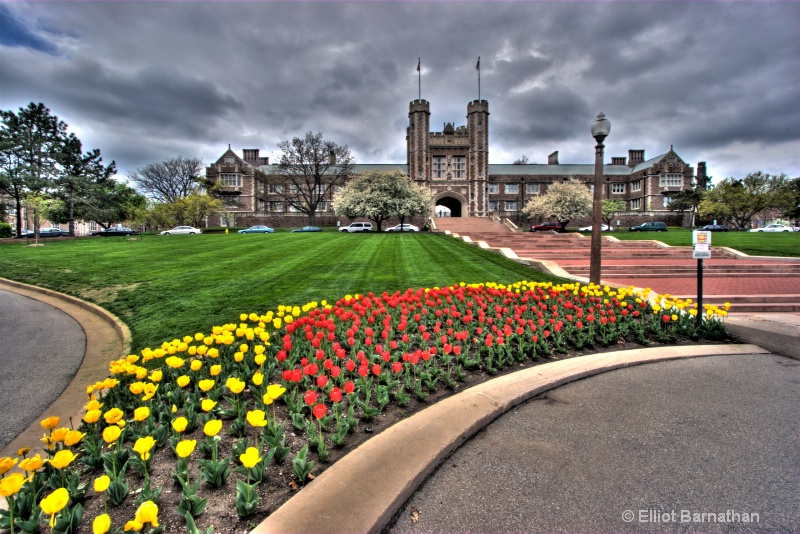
xmin=0 ymin=1 xmax=797 ymax=182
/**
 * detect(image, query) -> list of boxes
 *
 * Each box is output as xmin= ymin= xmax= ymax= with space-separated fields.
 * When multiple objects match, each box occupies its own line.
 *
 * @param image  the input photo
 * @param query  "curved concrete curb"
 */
xmin=253 ymin=343 xmax=765 ymax=534
xmin=0 ymin=278 xmax=131 ymax=459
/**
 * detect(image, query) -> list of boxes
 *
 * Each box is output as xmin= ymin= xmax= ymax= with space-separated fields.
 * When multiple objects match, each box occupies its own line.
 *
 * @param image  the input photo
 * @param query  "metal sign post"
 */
xmin=692 ymin=230 xmax=712 ymax=326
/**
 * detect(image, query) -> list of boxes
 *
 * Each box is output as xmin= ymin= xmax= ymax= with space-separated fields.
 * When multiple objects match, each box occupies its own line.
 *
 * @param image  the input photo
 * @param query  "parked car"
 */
xmin=339 ymin=222 xmax=373 ymax=233
xmin=12 ymin=229 xmax=33 ymax=238
xmin=38 ymin=228 xmax=70 ymax=237
xmin=748 ymin=224 xmax=794 ymax=233
xmin=91 ymin=227 xmax=139 ymax=237
xmin=386 ymin=224 xmax=419 ymax=232
xmin=577 ymin=224 xmax=612 ymax=232
xmin=629 ymin=221 xmax=667 ymax=232
xmin=292 ymin=226 xmax=322 ymax=233
xmin=160 ymin=226 xmax=202 ymax=235
xmin=529 ymin=222 xmax=562 ymax=232
xmin=238 ymin=225 xmax=274 ymax=234
xmin=697 ymin=224 xmax=728 ymax=232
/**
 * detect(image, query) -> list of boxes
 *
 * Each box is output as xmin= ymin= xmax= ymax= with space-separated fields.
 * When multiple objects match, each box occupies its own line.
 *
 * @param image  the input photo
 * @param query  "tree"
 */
xmin=334 ymin=169 xmax=432 ymax=231
xmin=522 ymin=178 xmax=592 ymax=229
xmin=601 ymin=199 xmax=626 ymax=230
xmin=782 ymin=177 xmax=800 ymax=223
xmin=127 ymin=156 xmax=205 ymax=203
xmin=269 ymin=131 xmax=355 ymax=225
xmin=0 ymin=103 xmax=68 ymax=237
xmin=52 ymin=133 xmax=117 ymax=235
xmin=666 ymin=188 xmax=705 ymax=227
xmin=22 ymin=192 xmax=58 ymax=244
xmin=512 ymin=155 xmax=530 ymax=165
xmin=698 ymin=172 xmax=793 ymax=229
xmin=170 ymin=193 xmax=223 ymax=228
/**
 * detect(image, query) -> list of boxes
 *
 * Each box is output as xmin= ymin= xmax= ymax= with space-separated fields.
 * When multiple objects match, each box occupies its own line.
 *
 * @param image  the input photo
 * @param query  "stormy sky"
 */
xmin=1 ymin=1 xmax=798 ymax=184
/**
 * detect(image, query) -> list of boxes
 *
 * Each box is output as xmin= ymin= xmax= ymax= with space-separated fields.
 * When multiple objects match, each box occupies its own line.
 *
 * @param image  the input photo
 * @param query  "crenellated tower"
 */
xmin=406 ymin=99 xmax=431 ymax=184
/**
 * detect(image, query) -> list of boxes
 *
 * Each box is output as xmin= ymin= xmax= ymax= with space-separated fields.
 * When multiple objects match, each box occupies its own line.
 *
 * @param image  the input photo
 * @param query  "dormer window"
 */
xmin=224 ymin=157 xmax=234 ymax=165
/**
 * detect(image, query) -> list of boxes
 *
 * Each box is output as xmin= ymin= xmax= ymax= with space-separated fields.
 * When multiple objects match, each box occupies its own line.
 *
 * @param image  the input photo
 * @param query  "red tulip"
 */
xmin=312 ymin=403 xmax=327 ymax=419
xmin=304 ymin=390 xmax=317 ymax=406
xmin=330 ymin=387 xmax=343 ymax=402
xmin=344 ymin=381 xmax=355 ymax=394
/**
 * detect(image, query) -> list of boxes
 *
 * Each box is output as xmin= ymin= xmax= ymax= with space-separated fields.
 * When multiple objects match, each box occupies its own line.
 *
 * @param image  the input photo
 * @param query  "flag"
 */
xmin=417 ymin=58 xmax=420 ymax=72
xmin=476 ymin=57 xmax=480 ymax=71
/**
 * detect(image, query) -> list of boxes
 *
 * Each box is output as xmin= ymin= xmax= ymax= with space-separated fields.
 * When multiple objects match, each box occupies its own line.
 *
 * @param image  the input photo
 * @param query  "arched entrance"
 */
xmin=434 ymin=195 xmax=465 ymax=217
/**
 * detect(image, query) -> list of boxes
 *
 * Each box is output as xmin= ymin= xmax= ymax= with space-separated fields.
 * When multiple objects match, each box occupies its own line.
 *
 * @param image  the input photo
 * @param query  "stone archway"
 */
xmin=434 ymin=194 xmax=466 ymax=218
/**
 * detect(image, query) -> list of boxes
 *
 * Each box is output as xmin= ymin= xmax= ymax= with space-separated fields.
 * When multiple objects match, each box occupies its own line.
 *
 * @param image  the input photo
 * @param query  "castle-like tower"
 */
xmin=406 ymin=99 xmax=490 ymax=216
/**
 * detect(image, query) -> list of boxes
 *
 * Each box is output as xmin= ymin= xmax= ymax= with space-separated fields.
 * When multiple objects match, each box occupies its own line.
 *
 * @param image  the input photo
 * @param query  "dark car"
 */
xmin=530 ymin=222 xmax=562 ymax=232
xmin=629 ymin=221 xmax=667 ymax=232
xmin=698 ymin=224 xmax=728 ymax=232
xmin=91 ymin=227 xmax=139 ymax=237
xmin=38 ymin=228 xmax=70 ymax=237
xmin=292 ymin=226 xmax=322 ymax=233
xmin=12 ymin=229 xmax=33 ymax=238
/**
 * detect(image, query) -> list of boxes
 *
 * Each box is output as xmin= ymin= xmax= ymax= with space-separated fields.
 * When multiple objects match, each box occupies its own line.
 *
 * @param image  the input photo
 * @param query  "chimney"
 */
xmin=628 ymin=149 xmax=645 ymax=165
xmin=548 ymin=151 xmax=559 ymax=165
xmin=329 ymin=150 xmax=337 ymax=165
xmin=243 ymin=149 xmax=259 ymax=164
xmin=612 ymin=157 xmax=627 ymax=165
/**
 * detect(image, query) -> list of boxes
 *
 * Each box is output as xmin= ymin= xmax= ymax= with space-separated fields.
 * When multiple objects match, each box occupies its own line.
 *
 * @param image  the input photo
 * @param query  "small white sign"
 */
xmin=693 ymin=243 xmax=711 ymax=259
xmin=693 ymin=230 xmax=712 ymax=245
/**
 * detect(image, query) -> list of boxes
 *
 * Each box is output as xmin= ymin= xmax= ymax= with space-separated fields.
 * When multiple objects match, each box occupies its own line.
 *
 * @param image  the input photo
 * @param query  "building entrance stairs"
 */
xmin=432 ymin=219 xmax=800 ymax=314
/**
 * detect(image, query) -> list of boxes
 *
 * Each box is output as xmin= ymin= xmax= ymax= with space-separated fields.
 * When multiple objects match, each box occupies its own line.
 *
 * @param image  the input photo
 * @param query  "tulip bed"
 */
xmin=0 ymin=280 xmax=729 ymax=533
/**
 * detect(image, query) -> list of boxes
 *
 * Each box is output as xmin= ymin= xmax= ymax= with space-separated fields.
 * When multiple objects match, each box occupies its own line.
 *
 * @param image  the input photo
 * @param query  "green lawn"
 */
xmin=579 ymin=227 xmax=800 ymax=257
xmin=0 ymin=233 xmax=563 ymax=352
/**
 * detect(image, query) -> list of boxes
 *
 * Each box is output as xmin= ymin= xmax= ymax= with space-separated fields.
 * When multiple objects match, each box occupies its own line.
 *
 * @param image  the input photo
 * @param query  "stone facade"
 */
xmin=205 ymin=100 xmax=703 ymax=227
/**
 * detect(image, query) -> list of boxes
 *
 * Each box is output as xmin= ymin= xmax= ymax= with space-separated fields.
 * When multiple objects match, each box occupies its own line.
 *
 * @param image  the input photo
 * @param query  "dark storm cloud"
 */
xmin=0 ymin=1 xmax=797 ymax=181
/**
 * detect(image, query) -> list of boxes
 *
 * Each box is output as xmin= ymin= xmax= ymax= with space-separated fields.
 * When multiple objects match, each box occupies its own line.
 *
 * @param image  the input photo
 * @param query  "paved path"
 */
xmin=0 ymin=289 xmax=86 ymax=450
xmin=387 ymin=353 xmax=800 ymax=534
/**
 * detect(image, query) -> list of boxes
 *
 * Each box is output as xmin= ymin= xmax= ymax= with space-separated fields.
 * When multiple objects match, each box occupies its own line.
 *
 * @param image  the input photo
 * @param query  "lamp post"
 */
xmin=590 ymin=113 xmax=610 ymax=285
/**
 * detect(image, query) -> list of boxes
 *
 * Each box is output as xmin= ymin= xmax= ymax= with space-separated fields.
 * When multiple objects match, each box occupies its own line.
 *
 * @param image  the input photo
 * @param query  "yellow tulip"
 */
xmin=51 ymin=427 xmax=69 ymax=443
xmin=103 ymin=378 xmax=119 ymax=389
xmin=239 ymin=447 xmax=262 ymax=469
xmin=0 ymin=472 xmax=28 ymax=497
xmin=17 ymin=446 xmax=30 ymax=457
xmin=201 ymin=399 xmax=217 ymax=412
xmin=124 ymin=519 xmax=143 ymax=531
xmin=104 ymin=408 xmax=124 ymax=425
xmin=93 ymin=513 xmax=111 ymax=534
xmin=84 ymin=409 xmax=102 ymax=424
xmin=19 ymin=454 xmax=44 ymax=472
xmin=203 ymin=419 xmax=223 ymax=437
xmin=207 ymin=347 xmax=219 ymax=358
xmin=135 ymin=500 xmax=159 ymax=527
xmin=176 ymin=375 xmax=191 ymax=388
xmin=49 ymin=450 xmax=79 ymax=469
xmin=0 ymin=456 xmax=17 ymax=475
xmin=254 ymin=353 xmax=266 ymax=366
xmin=94 ymin=475 xmax=110 ymax=492
xmin=226 ymin=377 xmax=245 ymax=395
xmin=234 ymin=351 xmax=244 ymax=362
xmin=135 ymin=367 xmax=148 ymax=380
xmin=149 ymin=370 xmax=163 ymax=383
xmin=40 ymin=416 xmax=60 ymax=430
xmin=134 ymin=406 xmax=150 ymax=422
xmin=198 ymin=379 xmax=215 ymax=392
xmin=64 ymin=430 xmax=86 ymax=447
xmin=265 ymin=384 xmax=287 ymax=402
xmin=165 ymin=356 xmax=185 ymax=369
xmin=246 ymin=410 xmax=267 ymax=427
xmin=40 ymin=487 xmax=70 ymax=527
xmin=129 ymin=382 xmax=144 ymax=395
xmin=133 ymin=436 xmax=156 ymax=461
xmin=142 ymin=383 xmax=158 ymax=401
xmin=210 ymin=365 xmax=222 ymax=376
xmin=171 ymin=416 xmax=188 ymax=433
xmin=175 ymin=439 xmax=196 ymax=459
xmin=190 ymin=360 xmax=202 ymax=371
xmin=102 ymin=425 xmax=122 ymax=444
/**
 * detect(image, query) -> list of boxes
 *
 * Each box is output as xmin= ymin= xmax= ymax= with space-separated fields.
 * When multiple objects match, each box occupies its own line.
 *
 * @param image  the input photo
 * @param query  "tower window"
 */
xmin=432 ymin=156 xmax=446 ymax=178
xmin=453 ymin=156 xmax=466 ymax=178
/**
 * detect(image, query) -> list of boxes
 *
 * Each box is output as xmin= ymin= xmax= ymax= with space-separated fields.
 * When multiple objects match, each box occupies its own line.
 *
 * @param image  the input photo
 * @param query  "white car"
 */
xmin=386 ymin=224 xmax=419 ymax=232
xmin=160 ymin=226 xmax=202 ymax=235
xmin=578 ymin=224 xmax=612 ymax=232
xmin=748 ymin=224 xmax=794 ymax=233
xmin=339 ymin=222 xmax=373 ymax=233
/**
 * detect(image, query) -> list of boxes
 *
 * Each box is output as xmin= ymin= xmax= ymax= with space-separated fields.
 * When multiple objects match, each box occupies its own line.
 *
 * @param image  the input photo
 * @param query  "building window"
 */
xmin=478 ymin=169 xmax=483 ymax=177
xmin=659 ymin=174 xmax=683 ymax=187
xmin=270 ymin=202 xmax=284 ymax=212
xmin=224 ymin=157 xmax=234 ymax=165
xmin=488 ymin=201 xmax=499 ymax=211
xmin=488 ymin=183 xmax=499 ymax=194
xmin=222 ymin=196 xmax=239 ymax=207
xmin=504 ymin=201 xmax=518 ymax=211
xmin=453 ymin=156 xmax=466 ymax=178
xmin=611 ymin=183 xmax=625 ymax=194
xmin=630 ymin=198 xmax=641 ymax=210
xmin=257 ymin=199 xmax=265 ymax=211
xmin=631 ymin=180 xmax=642 ymax=192
xmin=432 ymin=156 xmax=446 ymax=179
xmin=221 ymin=174 xmax=241 ymax=187
xmin=505 ymin=183 xmax=518 ymax=194
xmin=526 ymin=183 xmax=540 ymax=195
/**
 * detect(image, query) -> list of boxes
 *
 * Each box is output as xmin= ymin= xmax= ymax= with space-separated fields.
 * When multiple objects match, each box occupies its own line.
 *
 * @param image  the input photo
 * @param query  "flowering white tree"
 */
xmin=522 ymin=178 xmax=592 ymax=229
xmin=334 ymin=169 xmax=432 ymax=231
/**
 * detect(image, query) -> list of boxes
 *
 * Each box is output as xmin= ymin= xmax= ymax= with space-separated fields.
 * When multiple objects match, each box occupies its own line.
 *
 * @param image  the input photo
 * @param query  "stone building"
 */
xmin=205 ymin=99 xmax=704 ymax=227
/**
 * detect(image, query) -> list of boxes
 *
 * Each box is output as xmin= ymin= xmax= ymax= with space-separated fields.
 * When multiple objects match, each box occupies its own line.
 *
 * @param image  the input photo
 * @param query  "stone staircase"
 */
xmin=432 ymin=218 xmax=800 ymax=314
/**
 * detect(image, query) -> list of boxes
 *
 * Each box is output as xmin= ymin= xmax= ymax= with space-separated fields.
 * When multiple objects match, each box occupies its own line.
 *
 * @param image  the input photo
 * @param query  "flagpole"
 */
xmin=417 ymin=57 xmax=421 ymax=100
xmin=476 ymin=56 xmax=481 ymax=101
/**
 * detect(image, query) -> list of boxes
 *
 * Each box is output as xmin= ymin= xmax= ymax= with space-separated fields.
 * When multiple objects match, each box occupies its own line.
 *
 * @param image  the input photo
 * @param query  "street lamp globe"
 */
xmin=591 ymin=113 xmax=611 ymax=141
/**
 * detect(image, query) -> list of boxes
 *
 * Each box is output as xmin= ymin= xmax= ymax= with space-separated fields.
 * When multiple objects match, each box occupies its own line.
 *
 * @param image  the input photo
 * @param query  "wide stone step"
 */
xmin=673 ymin=294 xmax=800 ymax=304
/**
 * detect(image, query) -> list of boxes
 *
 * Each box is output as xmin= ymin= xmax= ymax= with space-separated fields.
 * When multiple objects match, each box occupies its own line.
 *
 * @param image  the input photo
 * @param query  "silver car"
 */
xmin=748 ymin=224 xmax=793 ymax=233
xmin=160 ymin=226 xmax=202 ymax=235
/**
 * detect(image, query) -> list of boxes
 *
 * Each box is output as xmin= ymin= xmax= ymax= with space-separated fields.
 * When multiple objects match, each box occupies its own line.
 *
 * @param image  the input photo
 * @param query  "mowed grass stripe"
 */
xmin=1 ymin=233 xmax=559 ymax=351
